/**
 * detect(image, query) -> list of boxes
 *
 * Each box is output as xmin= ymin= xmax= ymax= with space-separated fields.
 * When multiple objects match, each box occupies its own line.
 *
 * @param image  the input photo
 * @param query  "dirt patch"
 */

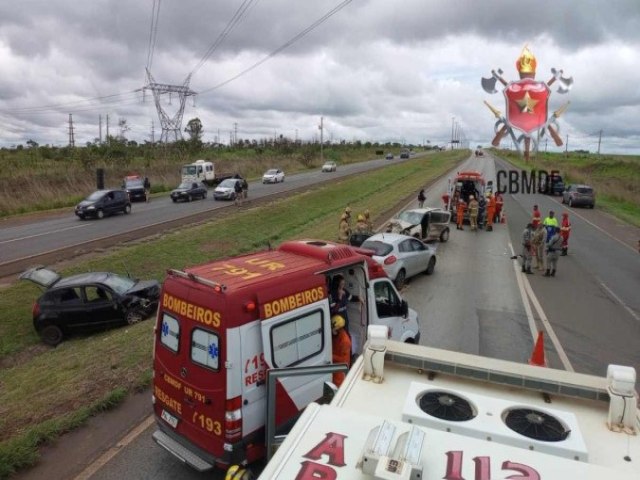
xmin=0 ymin=343 xmax=50 ymax=369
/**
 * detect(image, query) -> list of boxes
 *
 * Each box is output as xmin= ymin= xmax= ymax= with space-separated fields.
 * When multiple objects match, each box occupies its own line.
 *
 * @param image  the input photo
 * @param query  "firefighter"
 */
xmin=543 ymin=210 xmax=559 ymax=240
xmin=225 ymin=465 xmax=253 ymax=480
xmin=344 ymin=206 xmax=352 ymax=229
xmin=531 ymin=204 xmax=541 ymax=228
xmin=338 ymin=213 xmax=351 ymax=244
xmin=143 ymin=176 xmax=151 ymax=202
xmin=521 ymin=223 xmax=534 ymax=274
xmin=456 ymin=199 xmax=466 ymax=230
xmin=363 ymin=209 xmax=374 ymax=233
xmin=532 ymin=223 xmax=546 ymax=270
xmin=494 ymin=192 xmax=504 ymax=223
xmin=354 ymin=214 xmax=369 ymax=234
xmin=560 ymin=212 xmax=571 ymax=255
xmin=417 ymin=188 xmax=426 ymax=208
xmin=442 ymin=192 xmax=450 ymax=210
xmin=331 ymin=314 xmax=351 ymax=388
xmin=545 ymin=226 xmax=563 ymax=277
xmin=486 ymin=192 xmax=497 ymax=231
xmin=468 ymin=195 xmax=479 ymax=231
xmin=477 ymin=195 xmax=487 ymax=229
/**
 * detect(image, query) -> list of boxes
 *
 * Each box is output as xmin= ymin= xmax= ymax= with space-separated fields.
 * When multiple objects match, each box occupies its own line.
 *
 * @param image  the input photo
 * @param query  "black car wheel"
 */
xmin=40 ymin=325 xmax=64 ymax=346
xmin=124 ymin=204 xmax=131 ymax=214
xmin=203 ymin=191 xmax=207 ymax=199
xmin=125 ymin=308 xmax=145 ymax=325
xmin=96 ymin=209 xmax=105 ymax=219
xmin=187 ymin=195 xmax=192 ymax=202
xmin=172 ymin=198 xmax=177 ymax=203
xmin=425 ymin=257 xmax=436 ymax=275
xmin=394 ymin=269 xmax=406 ymax=289
xmin=78 ymin=214 xmax=85 ymax=220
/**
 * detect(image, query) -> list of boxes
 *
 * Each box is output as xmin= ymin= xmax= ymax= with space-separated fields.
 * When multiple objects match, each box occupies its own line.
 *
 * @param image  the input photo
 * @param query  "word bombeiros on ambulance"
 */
xmin=151 ymin=239 xmax=420 ymax=472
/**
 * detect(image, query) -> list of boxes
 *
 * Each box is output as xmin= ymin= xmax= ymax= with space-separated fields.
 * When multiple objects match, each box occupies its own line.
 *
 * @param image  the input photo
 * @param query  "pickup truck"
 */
xmin=181 ymin=159 xmax=235 ymax=186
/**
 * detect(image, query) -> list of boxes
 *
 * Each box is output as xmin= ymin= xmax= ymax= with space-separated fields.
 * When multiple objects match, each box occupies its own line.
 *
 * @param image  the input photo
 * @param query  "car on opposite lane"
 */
xmin=122 ymin=175 xmax=147 ymax=202
xmin=170 ymin=181 xmax=208 ymax=202
xmin=322 ymin=161 xmax=337 ymax=172
xmin=262 ymin=168 xmax=285 ymax=183
xmin=75 ymin=189 xmax=131 ymax=220
xmin=361 ymin=233 xmax=436 ymax=289
xmin=20 ymin=266 xmax=160 ymax=346
xmin=562 ymin=184 xmax=595 ymax=208
xmin=385 ymin=153 xmax=394 ymax=160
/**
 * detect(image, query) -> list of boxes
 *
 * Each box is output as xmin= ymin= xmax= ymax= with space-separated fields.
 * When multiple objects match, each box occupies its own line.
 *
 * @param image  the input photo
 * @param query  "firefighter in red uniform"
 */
xmin=532 ymin=204 xmax=541 ymax=228
xmin=560 ymin=212 xmax=571 ymax=255
xmin=486 ymin=193 xmax=497 ymax=231
xmin=494 ymin=192 xmax=504 ymax=223
xmin=456 ymin=199 xmax=466 ymax=230
xmin=331 ymin=315 xmax=351 ymax=387
xmin=442 ymin=192 xmax=450 ymax=210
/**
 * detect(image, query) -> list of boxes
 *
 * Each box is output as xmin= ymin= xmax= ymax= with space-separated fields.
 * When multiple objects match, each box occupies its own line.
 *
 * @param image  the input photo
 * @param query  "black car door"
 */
xmin=48 ymin=286 xmax=86 ymax=331
xmin=81 ymin=285 xmax=124 ymax=328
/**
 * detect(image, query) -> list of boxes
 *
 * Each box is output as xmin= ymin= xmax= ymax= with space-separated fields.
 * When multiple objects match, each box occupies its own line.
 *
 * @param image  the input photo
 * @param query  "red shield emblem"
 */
xmin=504 ymin=79 xmax=550 ymax=134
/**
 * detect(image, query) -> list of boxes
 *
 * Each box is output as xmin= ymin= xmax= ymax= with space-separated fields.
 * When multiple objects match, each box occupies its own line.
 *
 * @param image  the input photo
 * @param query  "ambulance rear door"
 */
xmin=259 ymin=300 xmax=332 ymax=428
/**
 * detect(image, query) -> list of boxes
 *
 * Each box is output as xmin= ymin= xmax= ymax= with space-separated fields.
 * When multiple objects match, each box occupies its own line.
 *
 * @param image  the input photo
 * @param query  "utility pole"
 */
xmin=597 ymin=129 xmax=602 ymax=155
xmin=217 ymin=128 xmax=220 ymax=145
xmin=106 ymin=114 xmax=110 ymax=145
xmin=319 ymin=116 xmax=324 ymax=163
xmin=565 ymin=134 xmax=569 ymax=155
xmin=234 ymin=122 xmax=238 ymax=146
xmin=451 ymin=116 xmax=455 ymax=150
xmin=99 ymin=114 xmax=102 ymax=144
xmin=68 ymin=114 xmax=75 ymax=147
xmin=151 ymin=120 xmax=155 ymax=144
xmin=545 ymin=138 xmax=548 ymax=153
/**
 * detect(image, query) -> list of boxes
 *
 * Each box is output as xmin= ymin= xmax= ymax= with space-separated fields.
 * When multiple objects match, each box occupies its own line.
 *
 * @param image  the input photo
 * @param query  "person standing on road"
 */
xmin=468 ymin=195 xmax=479 ymax=231
xmin=495 ymin=192 xmax=504 ymax=223
xmin=543 ymin=210 xmax=559 ymax=240
xmin=143 ymin=176 xmax=151 ymax=203
xmin=330 ymin=314 xmax=351 ymax=387
xmin=560 ymin=212 xmax=571 ymax=256
xmin=456 ymin=199 xmax=466 ymax=230
xmin=418 ymin=189 xmax=426 ymax=208
xmin=532 ymin=223 xmax=546 ymax=270
xmin=234 ymin=179 xmax=243 ymax=206
xmin=545 ymin=226 xmax=563 ymax=277
xmin=363 ymin=209 xmax=374 ymax=234
xmin=338 ymin=213 xmax=351 ymax=244
xmin=442 ymin=192 xmax=450 ymax=210
xmin=532 ymin=204 xmax=541 ymax=228
xmin=521 ymin=223 xmax=534 ymax=274
xmin=486 ymin=193 xmax=497 ymax=231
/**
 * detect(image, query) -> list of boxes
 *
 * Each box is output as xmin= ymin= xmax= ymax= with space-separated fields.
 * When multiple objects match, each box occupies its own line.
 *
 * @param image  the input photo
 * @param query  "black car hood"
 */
xmin=77 ymin=200 xmax=95 ymax=208
xmin=171 ymin=188 xmax=189 ymax=194
xmin=126 ymin=279 xmax=160 ymax=298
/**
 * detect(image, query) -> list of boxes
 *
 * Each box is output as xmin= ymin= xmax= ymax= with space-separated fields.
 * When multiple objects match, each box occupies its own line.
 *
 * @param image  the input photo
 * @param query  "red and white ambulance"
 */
xmin=152 ymin=239 xmax=421 ymax=471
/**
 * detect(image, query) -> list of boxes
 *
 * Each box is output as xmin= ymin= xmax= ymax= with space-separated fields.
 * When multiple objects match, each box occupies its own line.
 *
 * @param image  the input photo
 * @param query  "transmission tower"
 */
xmin=144 ymin=68 xmax=196 ymax=143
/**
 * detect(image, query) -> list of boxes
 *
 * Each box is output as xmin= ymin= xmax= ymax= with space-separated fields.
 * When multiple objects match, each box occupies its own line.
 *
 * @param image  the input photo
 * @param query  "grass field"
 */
xmin=495 ymin=149 xmax=640 ymax=226
xmin=0 ymin=150 xmax=467 ymax=478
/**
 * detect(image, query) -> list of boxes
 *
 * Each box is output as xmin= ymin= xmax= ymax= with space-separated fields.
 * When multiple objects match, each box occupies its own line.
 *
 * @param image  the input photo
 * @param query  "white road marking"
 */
xmin=508 ymin=242 xmax=575 ymax=372
xmin=549 ymin=196 xmax=638 ymax=253
xmin=73 ymin=414 xmax=155 ymax=480
xmin=598 ymin=278 xmax=640 ymax=323
xmin=0 ymin=223 xmax=91 ymax=244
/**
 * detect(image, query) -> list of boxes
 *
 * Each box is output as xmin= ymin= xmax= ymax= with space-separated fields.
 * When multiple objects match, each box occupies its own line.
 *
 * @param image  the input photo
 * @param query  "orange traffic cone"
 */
xmin=528 ymin=331 xmax=547 ymax=367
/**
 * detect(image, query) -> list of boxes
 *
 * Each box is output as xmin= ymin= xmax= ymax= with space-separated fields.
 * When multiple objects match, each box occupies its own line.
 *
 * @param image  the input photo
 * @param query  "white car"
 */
xmin=361 ymin=233 xmax=436 ymax=289
xmin=321 ymin=161 xmax=337 ymax=172
xmin=262 ymin=168 xmax=285 ymax=184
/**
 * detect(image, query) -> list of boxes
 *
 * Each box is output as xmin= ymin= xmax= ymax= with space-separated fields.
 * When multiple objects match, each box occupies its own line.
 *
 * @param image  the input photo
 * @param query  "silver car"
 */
xmin=562 ymin=184 xmax=595 ymax=208
xmin=361 ymin=233 xmax=436 ymax=289
xmin=262 ymin=168 xmax=285 ymax=183
xmin=386 ymin=208 xmax=451 ymax=242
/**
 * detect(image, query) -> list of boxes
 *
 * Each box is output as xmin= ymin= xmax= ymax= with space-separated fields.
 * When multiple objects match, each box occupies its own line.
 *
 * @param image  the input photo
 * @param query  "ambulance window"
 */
xmin=191 ymin=329 xmax=220 ymax=371
xmin=271 ymin=310 xmax=324 ymax=368
xmin=160 ymin=313 xmax=180 ymax=353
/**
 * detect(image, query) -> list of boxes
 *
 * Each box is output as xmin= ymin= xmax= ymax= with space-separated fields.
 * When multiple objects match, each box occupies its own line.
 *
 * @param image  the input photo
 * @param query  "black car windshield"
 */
xmin=102 ymin=274 xmax=137 ymax=294
xmin=125 ymin=179 xmax=144 ymax=188
xmin=177 ymin=182 xmax=192 ymax=189
xmin=360 ymin=240 xmax=394 ymax=257
xmin=86 ymin=191 xmax=107 ymax=201
xmin=219 ymin=179 xmax=236 ymax=188
xmin=397 ymin=211 xmax=423 ymax=224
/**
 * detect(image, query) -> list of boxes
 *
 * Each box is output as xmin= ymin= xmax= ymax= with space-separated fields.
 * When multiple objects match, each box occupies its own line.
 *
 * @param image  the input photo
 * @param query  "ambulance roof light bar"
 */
xmin=167 ymin=268 xmax=227 ymax=292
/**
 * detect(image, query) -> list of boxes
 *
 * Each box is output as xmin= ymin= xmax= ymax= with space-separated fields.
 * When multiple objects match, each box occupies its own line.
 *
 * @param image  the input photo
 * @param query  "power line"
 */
xmin=199 ymin=0 xmax=354 ymax=95
xmin=3 ymin=90 xmax=143 ymax=115
xmin=146 ymin=0 xmax=162 ymax=71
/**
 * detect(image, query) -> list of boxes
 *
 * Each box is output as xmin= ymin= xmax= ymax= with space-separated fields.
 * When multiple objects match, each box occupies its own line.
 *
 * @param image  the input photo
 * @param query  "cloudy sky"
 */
xmin=0 ymin=0 xmax=638 ymax=154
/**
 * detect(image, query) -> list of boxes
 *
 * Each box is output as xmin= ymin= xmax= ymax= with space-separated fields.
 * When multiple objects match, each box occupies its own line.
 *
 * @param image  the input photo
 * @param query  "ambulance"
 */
xmin=151 ymin=239 xmax=421 ymax=471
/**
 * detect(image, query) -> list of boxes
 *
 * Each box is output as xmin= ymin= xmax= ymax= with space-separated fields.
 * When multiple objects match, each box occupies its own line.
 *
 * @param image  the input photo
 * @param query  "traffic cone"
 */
xmin=528 ymin=331 xmax=547 ymax=367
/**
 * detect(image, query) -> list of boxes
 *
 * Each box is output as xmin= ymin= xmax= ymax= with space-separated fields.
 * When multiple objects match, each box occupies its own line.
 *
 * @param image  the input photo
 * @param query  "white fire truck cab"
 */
xmin=260 ymin=328 xmax=640 ymax=479
xmin=152 ymin=240 xmax=420 ymax=471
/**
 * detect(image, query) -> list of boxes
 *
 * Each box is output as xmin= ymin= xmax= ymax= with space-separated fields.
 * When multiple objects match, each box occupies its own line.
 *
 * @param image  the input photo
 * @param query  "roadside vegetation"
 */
xmin=495 ymin=149 xmax=640 ymax=226
xmin=0 ymin=150 xmax=467 ymax=478
xmin=0 ymin=140 xmax=438 ymax=218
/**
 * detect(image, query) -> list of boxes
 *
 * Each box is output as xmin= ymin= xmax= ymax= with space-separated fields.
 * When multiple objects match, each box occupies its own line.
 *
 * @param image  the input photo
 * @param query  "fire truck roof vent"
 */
xmin=418 ymin=390 xmax=476 ymax=422
xmin=503 ymin=408 xmax=570 ymax=442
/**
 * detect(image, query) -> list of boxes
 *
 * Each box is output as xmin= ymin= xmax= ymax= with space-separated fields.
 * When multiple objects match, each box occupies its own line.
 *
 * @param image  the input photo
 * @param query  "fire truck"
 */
xmin=446 ymin=171 xmax=487 ymax=224
xmin=259 ymin=327 xmax=640 ymax=479
xmin=151 ymin=240 xmax=421 ymax=472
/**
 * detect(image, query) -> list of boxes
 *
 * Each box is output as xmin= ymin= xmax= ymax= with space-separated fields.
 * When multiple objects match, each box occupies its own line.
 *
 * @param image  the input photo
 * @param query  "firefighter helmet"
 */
xmin=331 ymin=315 xmax=346 ymax=330
xmin=225 ymin=465 xmax=253 ymax=480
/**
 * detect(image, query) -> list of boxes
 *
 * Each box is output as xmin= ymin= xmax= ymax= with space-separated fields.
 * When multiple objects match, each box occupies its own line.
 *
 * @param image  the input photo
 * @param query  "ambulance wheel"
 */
xmin=40 ymin=325 xmax=64 ymax=346
xmin=394 ymin=269 xmax=406 ymax=289
xmin=125 ymin=308 xmax=145 ymax=325
xmin=425 ymin=257 xmax=436 ymax=275
xmin=440 ymin=229 xmax=449 ymax=242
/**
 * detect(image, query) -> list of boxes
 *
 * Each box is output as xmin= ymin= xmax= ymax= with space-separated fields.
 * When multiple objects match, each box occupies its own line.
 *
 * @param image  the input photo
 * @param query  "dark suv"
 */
xmin=122 ymin=176 xmax=146 ymax=202
xmin=539 ymin=173 xmax=565 ymax=196
xmin=75 ymin=189 xmax=131 ymax=220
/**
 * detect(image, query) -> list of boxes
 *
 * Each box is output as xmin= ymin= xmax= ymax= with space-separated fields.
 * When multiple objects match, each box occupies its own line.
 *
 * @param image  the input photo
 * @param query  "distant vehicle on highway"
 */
xmin=170 ymin=181 xmax=208 ymax=203
xmin=385 ymin=153 xmax=394 ymax=160
xmin=361 ymin=233 xmax=436 ymax=289
xmin=539 ymin=173 xmax=565 ymax=196
xmin=321 ymin=161 xmax=337 ymax=172
xmin=262 ymin=168 xmax=285 ymax=183
xmin=562 ymin=184 xmax=595 ymax=208
xmin=75 ymin=189 xmax=131 ymax=220
xmin=400 ymin=149 xmax=410 ymax=159
xmin=121 ymin=175 xmax=147 ymax=202
xmin=20 ymin=266 xmax=160 ymax=346
xmin=213 ymin=178 xmax=246 ymax=201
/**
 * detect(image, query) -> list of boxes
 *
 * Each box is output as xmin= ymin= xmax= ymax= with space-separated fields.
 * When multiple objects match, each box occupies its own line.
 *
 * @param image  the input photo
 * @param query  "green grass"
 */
xmin=0 ymin=150 xmax=467 ymax=478
xmin=495 ymin=149 xmax=640 ymax=226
